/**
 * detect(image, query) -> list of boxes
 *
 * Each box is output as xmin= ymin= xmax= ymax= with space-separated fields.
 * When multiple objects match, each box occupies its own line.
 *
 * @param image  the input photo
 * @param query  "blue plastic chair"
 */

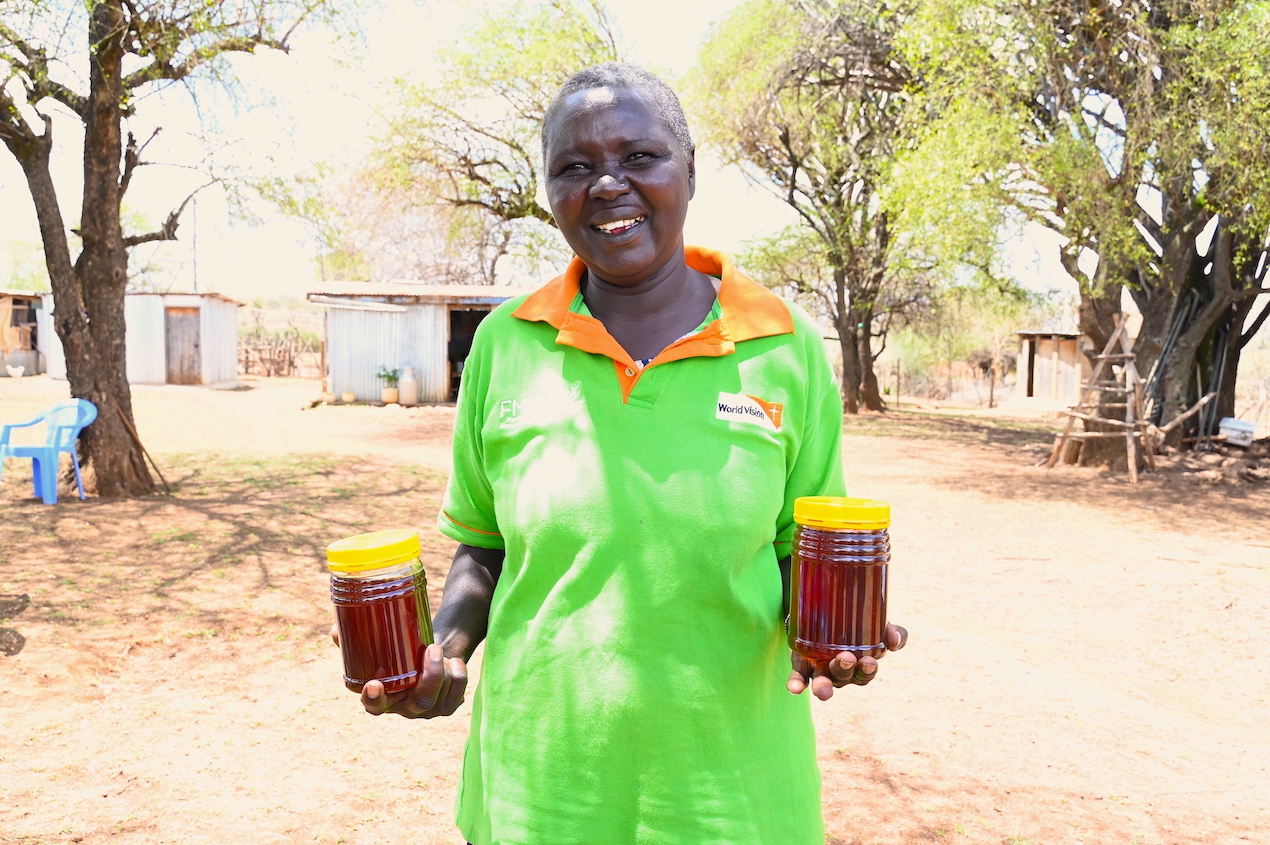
xmin=0 ymin=399 xmax=98 ymax=504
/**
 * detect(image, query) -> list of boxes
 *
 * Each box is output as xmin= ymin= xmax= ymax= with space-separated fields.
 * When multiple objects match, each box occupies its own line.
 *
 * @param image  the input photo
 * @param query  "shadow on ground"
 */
xmin=0 ymin=453 xmax=452 ymax=651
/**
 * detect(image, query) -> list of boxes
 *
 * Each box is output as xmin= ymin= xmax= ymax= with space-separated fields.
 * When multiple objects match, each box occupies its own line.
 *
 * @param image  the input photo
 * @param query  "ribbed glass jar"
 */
xmin=328 ymin=529 xmax=435 ymax=693
xmin=788 ymin=497 xmax=890 ymax=664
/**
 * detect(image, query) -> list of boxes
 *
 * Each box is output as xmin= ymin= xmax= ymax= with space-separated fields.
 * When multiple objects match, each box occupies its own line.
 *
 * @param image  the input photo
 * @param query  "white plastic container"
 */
xmin=1219 ymin=417 xmax=1256 ymax=447
xmin=398 ymin=367 xmax=419 ymax=406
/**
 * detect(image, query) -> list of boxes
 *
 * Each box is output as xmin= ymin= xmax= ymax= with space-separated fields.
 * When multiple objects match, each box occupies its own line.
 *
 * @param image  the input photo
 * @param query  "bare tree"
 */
xmin=0 ymin=0 xmax=340 ymax=496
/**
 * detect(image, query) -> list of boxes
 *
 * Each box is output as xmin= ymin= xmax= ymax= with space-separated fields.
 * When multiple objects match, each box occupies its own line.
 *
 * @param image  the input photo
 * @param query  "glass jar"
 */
xmin=788 ymin=497 xmax=890 ymax=664
xmin=327 ymin=529 xmax=435 ymax=693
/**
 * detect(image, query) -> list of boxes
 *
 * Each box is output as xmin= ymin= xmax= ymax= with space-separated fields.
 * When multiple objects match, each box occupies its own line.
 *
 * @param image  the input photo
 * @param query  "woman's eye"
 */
xmin=627 ymin=152 xmax=653 ymax=164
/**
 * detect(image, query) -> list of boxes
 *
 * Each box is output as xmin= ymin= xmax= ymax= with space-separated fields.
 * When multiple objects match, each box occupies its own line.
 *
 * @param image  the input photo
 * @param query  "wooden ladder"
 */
xmin=1046 ymin=315 xmax=1154 ymax=482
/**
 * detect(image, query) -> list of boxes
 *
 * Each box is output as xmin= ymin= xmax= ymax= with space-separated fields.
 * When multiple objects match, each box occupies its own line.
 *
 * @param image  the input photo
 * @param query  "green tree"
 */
xmin=693 ymin=0 xmax=990 ymax=413
xmin=905 ymin=0 xmax=1270 ymax=446
xmin=1 ymin=0 xmax=342 ymax=496
xmin=738 ymin=224 xmax=938 ymax=389
xmin=333 ymin=0 xmax=620 ymax=284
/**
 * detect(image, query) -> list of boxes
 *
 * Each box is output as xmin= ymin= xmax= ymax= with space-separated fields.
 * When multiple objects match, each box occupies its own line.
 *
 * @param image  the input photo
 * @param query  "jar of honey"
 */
xmin=327 ymin=529 xmax=435 ymax=693
xmin=788 ymin=497 xmax=890 ymax=664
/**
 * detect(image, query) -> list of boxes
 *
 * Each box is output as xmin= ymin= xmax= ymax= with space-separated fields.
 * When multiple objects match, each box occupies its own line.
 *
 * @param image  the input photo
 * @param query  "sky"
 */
xmin=0 ymin=0 xmax=1075 ymax=303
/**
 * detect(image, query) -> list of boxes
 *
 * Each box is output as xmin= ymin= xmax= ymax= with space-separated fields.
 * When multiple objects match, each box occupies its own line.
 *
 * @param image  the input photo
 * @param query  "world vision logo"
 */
xmin=716 ymin=392 xmax=784 ymax=431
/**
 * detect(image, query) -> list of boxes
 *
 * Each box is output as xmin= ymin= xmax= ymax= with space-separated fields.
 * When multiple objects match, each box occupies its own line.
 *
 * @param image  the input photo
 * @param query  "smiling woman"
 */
xmin=344 ymin=62 xmax=906 ymax=845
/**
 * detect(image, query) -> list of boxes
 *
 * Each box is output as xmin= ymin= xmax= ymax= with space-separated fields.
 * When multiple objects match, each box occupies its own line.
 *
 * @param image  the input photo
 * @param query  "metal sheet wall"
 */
xmin=125 ymin=295 xmax=166 ymax=384
xmin=198 ymin=297 xmax=240 ymax=384
xmin=38 ymin=294 xmax=64 ymax=380
xmin=34 ymin=294 xmax=240 ymax=386
xmin=327 ymin=304 xmax=448 ymax=402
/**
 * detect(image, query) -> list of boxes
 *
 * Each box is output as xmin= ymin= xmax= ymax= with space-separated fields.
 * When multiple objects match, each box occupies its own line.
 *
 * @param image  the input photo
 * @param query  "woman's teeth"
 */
xmin=595 ymin=216 xmax=645 ymax=234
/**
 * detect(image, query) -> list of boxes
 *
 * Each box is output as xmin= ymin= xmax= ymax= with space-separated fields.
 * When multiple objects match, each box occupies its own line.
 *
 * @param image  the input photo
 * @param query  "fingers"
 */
xmin=361 ymin=679 xmax=395 ymax=715
xmin=885 ymin=623 xmax=908 ymax=652
xmin=407 ymin=644 xmax=449 ymax=712
xmin=829 ymin=652 xmax=878 ymax=688
xmin=789 ymin=650 xmax=885 ymax=700
xmin=330 ymin=622 xmax=340 ymax=647
xmin=434 ymin=657 xmax=468 ymax=716
xmin=788 ymin=653 xmax=856 ymax=700
xmin=810 ymin=669 xmax=835 ymax=701
xmin=359 ymin=645 xmax=469 ymax=719
xmin=787 ymin=653 xmax=815 ymax=696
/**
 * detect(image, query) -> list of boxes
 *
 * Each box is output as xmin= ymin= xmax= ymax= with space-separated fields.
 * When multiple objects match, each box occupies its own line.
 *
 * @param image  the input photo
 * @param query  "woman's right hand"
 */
xmin=328 ymin=542 xmax=499 ymax=720
xmin=331 ymin=624 xmax=469 ymax=719
xmin=361 ymin=643 xmax=469 ymax=718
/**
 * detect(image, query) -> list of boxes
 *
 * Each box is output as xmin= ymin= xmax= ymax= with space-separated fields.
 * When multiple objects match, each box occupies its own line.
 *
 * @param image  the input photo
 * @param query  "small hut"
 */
xmin=41 ymin=292 xmax=242 ymax=386
xmin=1016 ymin=331 xmax=1093 ymax=405
xmin=1 ymin=289 xmax=45 ymax=376
xmin=308 ymin=282 xmax=532 ymax=403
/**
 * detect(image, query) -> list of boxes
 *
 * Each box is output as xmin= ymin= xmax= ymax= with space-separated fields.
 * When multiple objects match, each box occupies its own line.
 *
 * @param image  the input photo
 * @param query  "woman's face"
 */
xmin=543 ymin=86 xmax=695 ymax=288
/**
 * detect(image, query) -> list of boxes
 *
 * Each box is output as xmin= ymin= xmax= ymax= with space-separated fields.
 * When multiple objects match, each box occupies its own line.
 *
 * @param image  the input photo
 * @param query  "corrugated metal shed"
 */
xmin=125 ymin=295 xmax=166 ymax=384
xmin=37 ymin=294 xmax=61 ymax=378
xmin=196 ymin=295 xmax=240 ymax=384
xmin=309 ymin=283 xmax=532 ymax=403
xmin=40 ymin=292 xmax=242 ymax=385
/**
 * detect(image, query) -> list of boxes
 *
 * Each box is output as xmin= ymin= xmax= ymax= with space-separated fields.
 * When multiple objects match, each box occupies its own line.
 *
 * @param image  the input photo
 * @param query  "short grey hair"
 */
xmin=542 ymin=62 xmax=694 ymax=163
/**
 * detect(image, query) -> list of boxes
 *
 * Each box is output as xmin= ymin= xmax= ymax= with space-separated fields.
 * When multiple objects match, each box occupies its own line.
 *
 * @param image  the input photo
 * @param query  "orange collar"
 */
xmin=512 ymin=245 xmax=794 ymax=360
xmin=511 ymin=246 xmax=796 ymax=403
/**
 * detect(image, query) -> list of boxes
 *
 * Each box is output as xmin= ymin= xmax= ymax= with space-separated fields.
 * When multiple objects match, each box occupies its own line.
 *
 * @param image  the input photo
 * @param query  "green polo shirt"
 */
xmin=438 ymin=246 xmax=845 ymax=845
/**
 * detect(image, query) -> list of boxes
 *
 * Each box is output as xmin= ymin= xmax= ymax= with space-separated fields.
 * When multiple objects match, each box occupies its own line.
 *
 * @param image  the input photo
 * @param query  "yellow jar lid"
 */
xmin=794 ymin=496 xmax=890 ymax=529
xmin=326 ymin=529 xmax=421 ymax=573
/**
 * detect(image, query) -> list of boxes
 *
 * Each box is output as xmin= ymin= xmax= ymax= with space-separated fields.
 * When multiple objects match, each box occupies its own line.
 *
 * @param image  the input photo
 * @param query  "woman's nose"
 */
xmin=589 ymin=172 xmax=628 ymax=199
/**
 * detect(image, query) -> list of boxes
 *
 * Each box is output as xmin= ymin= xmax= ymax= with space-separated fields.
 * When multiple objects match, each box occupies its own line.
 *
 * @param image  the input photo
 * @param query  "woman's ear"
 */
xmin=687 ymin=146 xmax=697 ymax=200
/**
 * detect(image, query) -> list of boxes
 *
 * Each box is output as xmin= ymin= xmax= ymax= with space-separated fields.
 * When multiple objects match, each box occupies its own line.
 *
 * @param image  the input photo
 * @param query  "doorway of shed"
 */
xmin=165 ymin=306 xmax=201 ymax=385
xmin=449 ymin=307 xmax=491 ymax=401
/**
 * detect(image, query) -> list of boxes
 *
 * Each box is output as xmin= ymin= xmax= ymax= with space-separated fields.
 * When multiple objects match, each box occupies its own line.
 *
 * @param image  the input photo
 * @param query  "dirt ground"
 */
xmin=1 ymin=375 xmax=1267 ymax=845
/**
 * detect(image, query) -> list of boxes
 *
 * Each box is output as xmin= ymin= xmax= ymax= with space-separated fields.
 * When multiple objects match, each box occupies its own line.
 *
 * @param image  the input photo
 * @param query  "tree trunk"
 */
xmin=838 ymin=322 xmax=861 ymax=415
xmin=857 ymin=312 xmax=884 ymax=411
xmin=1149 ymin=222 xmax=1265 ymax=442
xmin=831 ymin=264 xmax=860 ymax=414
xmin=43 ymin=0 xmax=155 ymax=497
xmin=1076 ymin=282 xmax=1122 ymax=359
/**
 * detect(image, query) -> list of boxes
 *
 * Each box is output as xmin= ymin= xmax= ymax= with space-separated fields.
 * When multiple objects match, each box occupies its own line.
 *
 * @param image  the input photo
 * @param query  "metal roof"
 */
xmin=307 ymin=281 xmax=534 ymax=303
xmin=149 ymin=292 xmax=245 ymax=306
xmin=1 ymin=289 xmax=243 ymax=306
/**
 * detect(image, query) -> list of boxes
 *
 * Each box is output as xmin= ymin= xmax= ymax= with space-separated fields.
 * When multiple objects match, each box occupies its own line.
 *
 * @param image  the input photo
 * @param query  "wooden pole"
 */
xmin=1047 ymin=317 xmax=1128 ymax=468
xmin=116 ymin=406 xmax=171 ymax=494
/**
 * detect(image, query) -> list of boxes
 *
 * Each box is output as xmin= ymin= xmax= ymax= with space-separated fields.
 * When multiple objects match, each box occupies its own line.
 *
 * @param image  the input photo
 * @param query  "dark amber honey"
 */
xmin=331 ymin=564 xmax=433 ymax=693
xmin=789 ymin=522 xmax=889 ymax=664
xmin=327 ymin=529 xmax=434 ymax=695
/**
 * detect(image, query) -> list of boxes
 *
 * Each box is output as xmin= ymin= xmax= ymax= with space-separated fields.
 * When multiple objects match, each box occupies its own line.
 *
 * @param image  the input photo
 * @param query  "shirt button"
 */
xmin=624 ymin=367 xmax=635 ymax=377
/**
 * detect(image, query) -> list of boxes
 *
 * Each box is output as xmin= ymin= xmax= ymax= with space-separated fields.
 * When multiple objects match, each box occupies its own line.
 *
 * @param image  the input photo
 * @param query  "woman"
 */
xmin=355 ymin=63 xmax=907 ymax=844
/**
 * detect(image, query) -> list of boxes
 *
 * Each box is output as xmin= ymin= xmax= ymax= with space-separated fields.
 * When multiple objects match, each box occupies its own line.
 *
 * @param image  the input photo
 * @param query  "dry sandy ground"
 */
xmin=1 ymin=375 xmax=1267 ymax=845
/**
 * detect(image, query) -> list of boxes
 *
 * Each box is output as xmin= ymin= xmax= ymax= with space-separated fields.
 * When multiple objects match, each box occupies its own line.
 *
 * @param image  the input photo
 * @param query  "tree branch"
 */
xmin=122 ymin=36 xmax=288 ymax=90
xmin=0 ymin=22 xmax=90 ymax=116
xmin=119 ymin=128 xmax=161 ymax=198
xmin=122 ymin=181 xmax=214 ymax=247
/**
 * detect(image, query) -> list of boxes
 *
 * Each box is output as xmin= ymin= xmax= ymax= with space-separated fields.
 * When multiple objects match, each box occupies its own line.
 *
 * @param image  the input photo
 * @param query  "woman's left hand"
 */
xmin=787 ymin=622 xmax=908 ymax=701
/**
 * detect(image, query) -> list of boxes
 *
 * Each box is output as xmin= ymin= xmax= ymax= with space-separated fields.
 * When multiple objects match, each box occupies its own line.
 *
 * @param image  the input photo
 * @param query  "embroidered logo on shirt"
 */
xmin=716 ymin=392 xmax=784 ymax=431
xmin=498 ymin=380 xmax=584 ymax=430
